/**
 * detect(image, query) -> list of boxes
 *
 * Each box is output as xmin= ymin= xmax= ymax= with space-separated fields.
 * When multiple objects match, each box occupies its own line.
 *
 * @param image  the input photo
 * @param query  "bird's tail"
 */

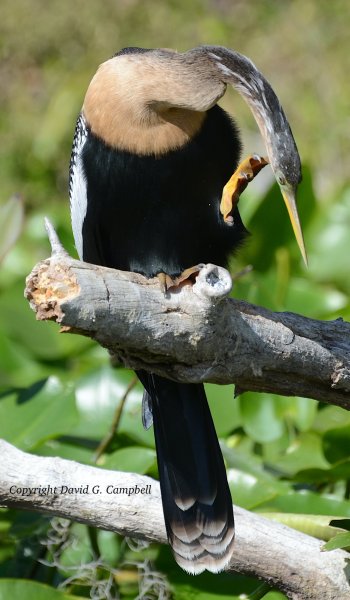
xmin=137 ymin=371 xmax=235 ymax=574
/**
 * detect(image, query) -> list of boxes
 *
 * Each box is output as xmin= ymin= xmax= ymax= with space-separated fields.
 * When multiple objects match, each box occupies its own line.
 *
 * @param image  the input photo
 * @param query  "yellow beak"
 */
xmin=282 ymin=187 xmax=308 ymax=266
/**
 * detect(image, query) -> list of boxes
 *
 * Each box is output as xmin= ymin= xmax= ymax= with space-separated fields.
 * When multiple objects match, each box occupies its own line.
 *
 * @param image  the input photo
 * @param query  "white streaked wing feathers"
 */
xmin=69 ymin=113 xmax=88 ymax=259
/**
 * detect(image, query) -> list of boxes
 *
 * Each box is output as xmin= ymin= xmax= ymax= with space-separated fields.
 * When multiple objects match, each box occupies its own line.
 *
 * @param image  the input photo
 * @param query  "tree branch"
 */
xmin=0 ymin=439 xmax=348 ymax=600
xmin=24 ymin=222 xmax=350 ymax=408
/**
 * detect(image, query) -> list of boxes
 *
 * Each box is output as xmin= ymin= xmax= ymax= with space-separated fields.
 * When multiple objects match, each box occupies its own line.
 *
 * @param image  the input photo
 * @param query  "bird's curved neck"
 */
xmin=201 ymin=46 xmax=291 ymax=171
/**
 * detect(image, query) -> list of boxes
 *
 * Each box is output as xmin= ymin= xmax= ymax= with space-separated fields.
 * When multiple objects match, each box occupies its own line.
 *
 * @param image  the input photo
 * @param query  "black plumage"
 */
xmin=80 ymin=104 xmax=246 ymax=276
xmin=76 ymin=103 xmax=243 ymax=574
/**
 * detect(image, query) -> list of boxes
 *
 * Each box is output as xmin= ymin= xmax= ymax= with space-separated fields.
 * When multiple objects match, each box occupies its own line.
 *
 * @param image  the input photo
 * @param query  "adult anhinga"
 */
xmin=69 ymin=45 xmax=306 ymax=574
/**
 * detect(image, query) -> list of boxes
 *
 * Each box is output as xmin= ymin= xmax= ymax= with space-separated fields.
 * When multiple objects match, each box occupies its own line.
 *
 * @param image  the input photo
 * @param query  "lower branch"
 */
xmin=0 ymin=440 xmax=348 ymax=599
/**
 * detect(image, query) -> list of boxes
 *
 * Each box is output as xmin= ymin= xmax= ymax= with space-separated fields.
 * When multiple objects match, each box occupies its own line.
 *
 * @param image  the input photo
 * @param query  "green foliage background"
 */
xmin=0 ymin=1 xmax=350 ymax=598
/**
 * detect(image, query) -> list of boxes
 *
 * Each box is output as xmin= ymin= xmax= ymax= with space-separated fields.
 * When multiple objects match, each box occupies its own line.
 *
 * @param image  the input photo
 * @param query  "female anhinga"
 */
xmin=69 ymin=45 xmax=306 ymax=574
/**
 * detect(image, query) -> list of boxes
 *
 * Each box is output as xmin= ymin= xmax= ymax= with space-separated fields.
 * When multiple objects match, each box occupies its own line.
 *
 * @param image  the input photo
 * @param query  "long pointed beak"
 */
xmin=282 ymin=187 xmax=308 ymax=266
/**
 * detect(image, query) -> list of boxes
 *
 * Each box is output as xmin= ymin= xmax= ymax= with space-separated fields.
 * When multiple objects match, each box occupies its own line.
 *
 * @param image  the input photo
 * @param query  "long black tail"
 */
xmin=137 ymin=370 xmax=234 ymax=574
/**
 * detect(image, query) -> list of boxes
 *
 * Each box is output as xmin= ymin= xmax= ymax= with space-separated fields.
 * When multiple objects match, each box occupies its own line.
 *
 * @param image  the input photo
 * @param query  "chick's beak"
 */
xmin=281 ymin=186 xmax=308 ymax=266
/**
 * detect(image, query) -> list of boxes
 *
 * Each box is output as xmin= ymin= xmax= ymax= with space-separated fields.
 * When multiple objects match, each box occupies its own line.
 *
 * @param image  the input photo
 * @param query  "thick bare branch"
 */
xmin=0 ymin=440 xmax=348 ymax=600
xmin=24 ymin=231 xmax=350 ymax=408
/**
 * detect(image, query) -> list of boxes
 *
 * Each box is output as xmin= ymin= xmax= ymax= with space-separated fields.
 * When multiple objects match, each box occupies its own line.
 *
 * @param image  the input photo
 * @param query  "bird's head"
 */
xmin=268 ymin=126 xmax=307 ymax=265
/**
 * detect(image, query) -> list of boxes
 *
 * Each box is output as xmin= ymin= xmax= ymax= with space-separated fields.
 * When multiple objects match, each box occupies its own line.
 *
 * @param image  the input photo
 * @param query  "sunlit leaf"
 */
xmin=228 ymin=469 xmax=289 ymax=510
xmin=102 ymin=446 xmax=156 ymax=474
xmin=284 ymin=278 xmax=347 ymax=317
xmin=258 ymin=491 xmax=350 ymax=517
xmin=240 ymin=393 xmax=285 ymax=443
xmin=0 ymin=282 xmax=91 ymax=361
xmin=290 ymin=396 xmax=317 ymax=432
xmin=0 ymin=579 xmax=85 ymax=600
xmin=0 ymin=377 xmax=77 ymax=450
xmin=322 ymin=531 xmax=350 ymax=552
xmin=307 ymin=192 xmax=350 ymax=290
xmin=56 ymin=522 xmax=92 ymax=571
xmin=223 ymin=441 xmax=291 ymax=488
xmin=206 ymin=383 xmax=241 ymax=437
xmin=74 ymin=366 xmax=146 ymax=442
xmin=0 ymin=330 xmax=49 ymax=389
xmin=313 ymin=405 xmax=350 ymax=433
xmin=36 ymin=439 xmax=95 ymax=464
xmin=258 ymin=512 xmax=348 ymax=541
xmin=266 ymin=432 xmax=329 ymax=475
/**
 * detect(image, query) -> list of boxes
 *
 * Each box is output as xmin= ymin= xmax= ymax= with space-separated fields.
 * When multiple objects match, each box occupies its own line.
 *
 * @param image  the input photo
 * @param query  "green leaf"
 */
xmin=265 ymin=432 xmax=329 ymax=475
xmin=284 ymin=277 xmax=347 ymax=317
xmin=295 ymin=460 xmax=350 ymax=484
xmin=289 ymin=396 xmax=317 ymax=432
xmin=306 ymin=192 xmax=350 ymax=290
xmin=0 ymin=195 xmax=24 ymax=264
xmin=323 ymin=425 xmax=350 ymax=463
xmin=74 ymin=367 xmax=148 ymax=443
xmin=258 ymin=491 xmax=350 ymax=517
xmin=74 ymin=366 xmax=126 ymax=437
xmin=36 ymin=439 xmax=95 ymax=464
xmin=266 ymin=395 xmax=317 ymax=433
xmin=240 ymin=393 xmax=285 ymax=443
xmin=102 ymin=446 xmax=156 ymax=474
xmin=258 ymin=513 xmax=347 ymax=541
xmin=206 ymin=383 xmax=241 ymax=437
xmin=56 ymin=522 xmax=92 ymax=570
xmin=73 ymin=366 xmax=155 ymax=450
xmin=0 ymin=330 xmax=49 ymax=389
xmin=0 ymin=281 xmax=91 ymax=361
xmin=228 ymin=470 xmax=289 ymax=510
xmin=95 ymin=529 xmax=122 ymax=565
xmin=322 ymin=531 xmax=350 ymax=551
xmin=223 ymin=442 xmax=291 ymax=488
xmin=313 ymin=405 xmax=350 ymax=434
xmin=0 ymin=377 xmax=77 ymax=450
xmin=0 ymin=579 xmax=85 ymax=600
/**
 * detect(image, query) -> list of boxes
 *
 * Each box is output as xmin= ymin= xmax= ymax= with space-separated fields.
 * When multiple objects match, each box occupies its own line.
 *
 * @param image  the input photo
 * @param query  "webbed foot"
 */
xmin=220 ymin=154 xmax=268 ymax=225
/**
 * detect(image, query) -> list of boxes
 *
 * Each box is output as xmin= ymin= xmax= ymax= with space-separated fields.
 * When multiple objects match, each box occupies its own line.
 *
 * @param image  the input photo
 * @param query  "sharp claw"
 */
xmin=157 ymin=272 xmax=169 ymax=295
xmin=157 ymin=265 xmax=203 ymax=292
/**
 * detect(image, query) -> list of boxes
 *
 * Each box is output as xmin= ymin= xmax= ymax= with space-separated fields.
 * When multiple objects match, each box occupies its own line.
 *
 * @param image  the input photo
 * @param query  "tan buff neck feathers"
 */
xmin=82 ymin=52 xmax=223 ymax=156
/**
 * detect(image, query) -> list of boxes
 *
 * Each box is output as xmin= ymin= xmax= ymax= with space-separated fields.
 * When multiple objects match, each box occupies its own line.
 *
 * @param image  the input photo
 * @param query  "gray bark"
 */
xmin=24 ymin=222 xmax=350 ymax=408
xmin=0 ymin=439 xmax=349 ymax=600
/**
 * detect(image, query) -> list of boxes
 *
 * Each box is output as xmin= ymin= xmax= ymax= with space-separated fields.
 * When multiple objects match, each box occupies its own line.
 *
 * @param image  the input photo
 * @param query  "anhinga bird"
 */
xmin=69 ymin=45 xmax=306 ymax=574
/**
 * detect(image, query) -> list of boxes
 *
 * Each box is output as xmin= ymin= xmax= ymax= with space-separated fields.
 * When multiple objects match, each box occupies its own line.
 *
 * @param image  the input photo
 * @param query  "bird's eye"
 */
xmin=277 ymin=174 xmax=286 ymax=186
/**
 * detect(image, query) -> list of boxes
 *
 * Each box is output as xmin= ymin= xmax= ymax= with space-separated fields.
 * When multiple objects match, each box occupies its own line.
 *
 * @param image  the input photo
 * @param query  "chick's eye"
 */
xmin=277 ymin=174 xmax=286 ymax=186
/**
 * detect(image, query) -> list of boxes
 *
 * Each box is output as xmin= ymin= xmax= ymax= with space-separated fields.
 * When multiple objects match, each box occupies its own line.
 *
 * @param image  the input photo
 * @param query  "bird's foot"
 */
xmin=220 ymin=154 xmax=268 ymax=225
xmin=157 ymin=264 xmax=204 ymax=294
